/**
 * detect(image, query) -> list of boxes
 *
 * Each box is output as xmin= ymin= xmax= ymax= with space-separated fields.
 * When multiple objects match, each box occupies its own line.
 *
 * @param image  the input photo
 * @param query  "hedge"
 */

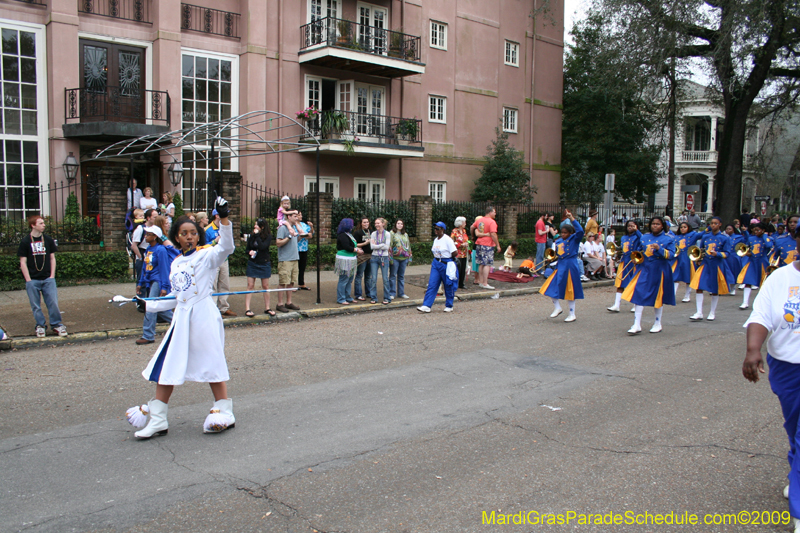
xmin=0 ymin=250 xmax=130 ymax=291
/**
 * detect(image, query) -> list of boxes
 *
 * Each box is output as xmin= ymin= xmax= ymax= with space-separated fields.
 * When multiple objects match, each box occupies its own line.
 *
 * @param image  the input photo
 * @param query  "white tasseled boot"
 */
xmin=134 ymin=399 xmax=168 ymax=439
xmin=203 ymin=398 xmax=236 ymax=433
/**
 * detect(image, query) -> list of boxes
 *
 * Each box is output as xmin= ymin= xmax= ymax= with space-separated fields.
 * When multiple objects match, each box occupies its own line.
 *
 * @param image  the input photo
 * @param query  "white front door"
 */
xmin=357 ymin=2 xmax=388 ymax=55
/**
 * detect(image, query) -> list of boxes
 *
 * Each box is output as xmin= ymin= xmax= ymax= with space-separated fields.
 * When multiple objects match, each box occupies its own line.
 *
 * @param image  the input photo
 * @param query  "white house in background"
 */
xmin=654 ymin=81 xmax=756 ymax=215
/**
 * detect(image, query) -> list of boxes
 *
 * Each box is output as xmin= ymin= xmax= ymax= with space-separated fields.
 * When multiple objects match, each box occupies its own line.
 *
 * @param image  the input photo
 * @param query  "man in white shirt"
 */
xmin=127 ymin=178 xmax=143 ymax=211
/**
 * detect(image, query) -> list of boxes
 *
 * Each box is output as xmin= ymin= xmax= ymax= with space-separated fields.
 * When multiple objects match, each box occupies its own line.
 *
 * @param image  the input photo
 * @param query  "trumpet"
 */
xmin=687 ymin=245 xmax=706 ymax=262
xmin=532 ymin=248 xmax=557 ymax=272
xmin=735 ymin=243 xmax=749 ymax=257
xmin=619 ymin=251 xmax=645 ymax=281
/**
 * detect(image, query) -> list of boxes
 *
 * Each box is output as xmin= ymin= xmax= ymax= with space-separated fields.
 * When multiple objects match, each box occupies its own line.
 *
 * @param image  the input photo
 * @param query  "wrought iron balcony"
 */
xmin=63 ymin=86 xmax=170 ymax=140
xmin=78 ymin=0 xmax=151 ymax=23
xmin=299 ymin=17 xmax=424 ymax=78
xmin=10 ymin=0 xmax=46 ymax=6
xmin=300 ymin=110 xmax=423 ymax=158
xmin=181 ymin=3 xmax=241 ymax=39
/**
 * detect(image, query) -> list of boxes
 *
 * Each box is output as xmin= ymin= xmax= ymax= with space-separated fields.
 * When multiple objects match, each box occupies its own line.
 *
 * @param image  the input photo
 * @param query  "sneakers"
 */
xmin=649 ymin=323 xmax=662 ymax=333
xmin=580 ymin=275 xmax=590 ymax=282
xmin=443 ymin=307 xmax=453 ymax=313
xmin=549 ymin=308 xmax=563 ymax=318
xmin=53 ymin=325 xmax=68 ymax=337
xmin=35 ymin=325 xmax=46 ymax=338
xmin=607 ymin=305 xmax=620 ymax=313
xmin=564 ymin=314 xmax=576 ymax=322
xmin=689 ymin=312 xmax=704 ymax=321
xmin=479 ymin=284 xmax=495 ymax=290
xmin=707 ymin=313 xmax=715 ymax=321
xmin=739 ymin=303 xmax=750 ymax=310
xmin=681 ymin=296 xmax=691 ymax=303
xmin=389 ymin=295 xmax=395 ymax=300
xmin=401 ymin=294 xmax=410 ymax=299
xmin=627 ymin=324 xmax=642 ymax=335
xmin=416 ymin=306 xmax=431 ymax=313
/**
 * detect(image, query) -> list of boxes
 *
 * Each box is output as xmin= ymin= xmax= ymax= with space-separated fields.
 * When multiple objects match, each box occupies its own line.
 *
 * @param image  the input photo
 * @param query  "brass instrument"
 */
xmin=619 ymin=251 xmax=645 ymax=281
xmin=735 ymin=243 xmax=749 ymax=257
xmin=688 ymin=245 xmax=706 ymax=262
xmin=607 ymin=242 xmax=622 ymax=261
xmin=532 ymin=248 xmax=557 ymax=272
xmin=767 ymin=254 xmax=781 ymax=275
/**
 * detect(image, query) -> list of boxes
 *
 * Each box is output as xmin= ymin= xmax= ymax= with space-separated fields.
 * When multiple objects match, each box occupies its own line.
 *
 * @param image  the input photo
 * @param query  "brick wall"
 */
xmin=305 ymin=191 xmax=333 ymax=244
xmin=97 ymin=167 xmax=130 ymax=251
xmin=498 ymin=204 xmax=518 ymax=239
xmin=410 ymin=195 xmax=432 ymax=240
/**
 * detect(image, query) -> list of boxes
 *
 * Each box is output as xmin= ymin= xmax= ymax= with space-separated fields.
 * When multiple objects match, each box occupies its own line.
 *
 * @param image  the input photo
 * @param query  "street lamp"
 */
xmin=63 ymin=152 xmax=79 ymax=182
xmin=166 ymin=161 xmax=184 ymax=187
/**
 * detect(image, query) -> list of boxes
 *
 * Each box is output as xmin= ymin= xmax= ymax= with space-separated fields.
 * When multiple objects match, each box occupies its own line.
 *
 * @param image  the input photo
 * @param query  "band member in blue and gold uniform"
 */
xmin=621 ymin=216 xmax=676 ymax=334
xmin=671 ymin=222 xmax=703 ymax=303
xmin=607 ymin=220 xmax=642 ymax=313
xmin=539 ymin=210 xmax=584 ymax=323
xmin=771 ymin=214 xmax=799 ymax=271
xmin=724 ymin=223 xmax=746 ymax=295
xmin=689 ymin=216 xmax=732 ymax=321
xmin=738 ymin=222 xmax=774 ymax=310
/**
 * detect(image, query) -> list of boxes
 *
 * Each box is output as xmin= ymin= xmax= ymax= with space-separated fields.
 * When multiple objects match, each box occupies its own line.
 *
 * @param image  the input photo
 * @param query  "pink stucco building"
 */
xmin=0 ymin=0 xmax=562 ymax=217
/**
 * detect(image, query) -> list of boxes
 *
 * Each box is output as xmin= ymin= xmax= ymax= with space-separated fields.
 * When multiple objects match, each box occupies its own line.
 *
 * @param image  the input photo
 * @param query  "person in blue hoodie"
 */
xmin=622 ymin=216 xmax=676 ymax=334
xmin=689 ymin=216 xmax=733 ymax=321
xmin=135 ymin=226 xmax=174 ymax=345
xmin=607 ymin=220 xmax=642 ymax=313
xmin=539 ymin=210 xmax=583 ymax=323
xmin=738 ymin=222 xmax=773 ymax=310
xmin=670 ymin=222 xmax=703 ymax=303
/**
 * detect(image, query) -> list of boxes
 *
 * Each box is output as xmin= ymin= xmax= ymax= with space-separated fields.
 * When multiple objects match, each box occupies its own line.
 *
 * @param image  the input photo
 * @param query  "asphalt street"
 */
xmin=0 ymin=285 xmax=792 ymax=532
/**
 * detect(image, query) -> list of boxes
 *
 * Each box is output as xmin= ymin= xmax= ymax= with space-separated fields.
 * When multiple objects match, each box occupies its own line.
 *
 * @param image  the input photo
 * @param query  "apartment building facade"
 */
xmin=0 ymin=0 xmax=563 ymax=218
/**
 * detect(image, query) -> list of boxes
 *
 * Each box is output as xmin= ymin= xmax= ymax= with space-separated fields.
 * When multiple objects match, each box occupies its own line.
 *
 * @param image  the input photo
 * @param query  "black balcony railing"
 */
xmin=300 ymin=17 xmax=421 ymax=62
xmin=181 ymin=3 xmax=241 ymax=39
xmin=303 ymin=110 xmax=422 ymax=146
xmin=78 ymin=0 xmax=151 ymax=23
xmin=65 ymin=86 xmax=170 ymax=127
xmin=11 ymin=0 xmax=46 ymax=6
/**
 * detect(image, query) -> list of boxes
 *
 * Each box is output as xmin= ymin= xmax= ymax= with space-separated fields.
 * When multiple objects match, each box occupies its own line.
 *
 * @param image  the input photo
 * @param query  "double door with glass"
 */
xmin=80 ymin=39 xmax=145 ymax=123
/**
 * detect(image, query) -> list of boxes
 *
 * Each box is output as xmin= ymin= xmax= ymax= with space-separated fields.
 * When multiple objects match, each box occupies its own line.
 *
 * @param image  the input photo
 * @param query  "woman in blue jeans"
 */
xmin=369 ymin=217 xmax=392 ymax=304
xmin=389 ymin=219 xmax=412 ymax=299
xmin=335 ymin=218 xmax=363 ymax=304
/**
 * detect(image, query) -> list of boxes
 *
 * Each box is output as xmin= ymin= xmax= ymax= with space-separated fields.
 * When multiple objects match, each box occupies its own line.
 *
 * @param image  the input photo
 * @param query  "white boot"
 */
xmin=203 ymin=398 xmax=236 ymax=433
xmin=606 ymin=304 xmax=620 ymax=312
xmin=134 ymin=399 xmax=168 ymax=439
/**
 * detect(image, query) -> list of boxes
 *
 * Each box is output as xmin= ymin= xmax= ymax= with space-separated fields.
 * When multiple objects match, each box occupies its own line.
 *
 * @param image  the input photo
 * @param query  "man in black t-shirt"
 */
xmin=17 ymin=215 xmax=67 ymax=338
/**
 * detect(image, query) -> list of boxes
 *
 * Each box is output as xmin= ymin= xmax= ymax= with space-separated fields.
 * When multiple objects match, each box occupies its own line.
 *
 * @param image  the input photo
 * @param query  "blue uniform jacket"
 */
xmin=139 ymin=244 xmax=172 ymax=291
xmin=622 ymin=231 xmax=676 ymax=307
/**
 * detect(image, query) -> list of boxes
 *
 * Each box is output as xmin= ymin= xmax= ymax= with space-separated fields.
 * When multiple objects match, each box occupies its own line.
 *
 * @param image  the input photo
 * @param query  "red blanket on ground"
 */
xmin=487 ymin=271 xmax=535 ymax=283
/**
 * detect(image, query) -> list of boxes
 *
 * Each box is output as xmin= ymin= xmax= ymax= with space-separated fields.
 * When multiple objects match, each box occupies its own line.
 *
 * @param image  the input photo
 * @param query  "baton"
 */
xmin=110 ymin=288 xmax=298 ymax=305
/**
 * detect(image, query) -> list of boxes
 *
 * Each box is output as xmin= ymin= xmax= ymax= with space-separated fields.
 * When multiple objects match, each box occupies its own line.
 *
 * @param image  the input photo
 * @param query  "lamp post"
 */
xmin=63 ymin=152 xmax=79 ymax=182
xmin=167 ymin=161 xmax=184 ymax=188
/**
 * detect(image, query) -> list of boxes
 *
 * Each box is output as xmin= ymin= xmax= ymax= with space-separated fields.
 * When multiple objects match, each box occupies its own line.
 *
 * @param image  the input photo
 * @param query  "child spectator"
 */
xmin=277 ymin=196 xmax=297 ymax=237
xmin=516 ymin=256 xmax=536 ymax=278
xmin=501 ymin=241 xmax=518 ymax=272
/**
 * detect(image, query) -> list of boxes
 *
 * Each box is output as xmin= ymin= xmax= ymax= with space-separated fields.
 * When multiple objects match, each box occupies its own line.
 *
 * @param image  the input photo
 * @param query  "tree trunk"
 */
xmin=715 ymin=102 xmax=750 ymax=224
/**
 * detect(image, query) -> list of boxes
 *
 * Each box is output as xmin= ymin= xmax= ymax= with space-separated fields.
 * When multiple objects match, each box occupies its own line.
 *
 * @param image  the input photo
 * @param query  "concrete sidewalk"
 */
xmin=0 ymin=262 xmax=608 ymax=350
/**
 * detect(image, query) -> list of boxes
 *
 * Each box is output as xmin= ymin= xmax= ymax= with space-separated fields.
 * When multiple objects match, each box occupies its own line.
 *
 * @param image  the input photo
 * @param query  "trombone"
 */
xmin=532 ymin=248 xmax=557 ymax=272
xmin=735 ymin=243 xmax=749 ymax=257
xmin=619 ymin=251 xmax=645 ymax=281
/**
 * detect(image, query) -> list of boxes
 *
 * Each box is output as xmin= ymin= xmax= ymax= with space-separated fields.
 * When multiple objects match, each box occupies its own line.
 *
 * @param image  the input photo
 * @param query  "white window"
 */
xmin=354 ymin=178 xmax=385 ymax=202
xmin=358 ymin=2 xmax=388 ymax=55
xmin=429 ymin=181 xmax=446 ymax=202
xmin=429 ymin=95 xmax=446 ymax=123
xmin=305 ymin=176 xmax=340 ymax=197
xmin=503 ymin=107 xmax=518 ymax=133
xmin=504 ymin=40 xmax=519 ymax=67
xmin=180 ymin=49 xmax=238 ymax=210
xmin=0 ymin=21 xmax=50 ymax=220
xmin=430 ymin=21 xmax=447 ymax=50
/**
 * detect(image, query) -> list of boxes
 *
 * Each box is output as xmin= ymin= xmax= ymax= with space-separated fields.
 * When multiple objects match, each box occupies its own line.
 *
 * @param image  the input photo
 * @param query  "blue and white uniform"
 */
xmin=540 ymin=219 xmax=585 ymax=301
xmin=622 ymin=231 xmax=676 ymax=308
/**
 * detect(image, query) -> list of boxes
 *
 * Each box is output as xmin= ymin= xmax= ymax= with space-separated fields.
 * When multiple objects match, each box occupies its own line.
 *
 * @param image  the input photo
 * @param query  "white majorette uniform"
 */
xmin=142 ymin=222 xmax=234 ymax=385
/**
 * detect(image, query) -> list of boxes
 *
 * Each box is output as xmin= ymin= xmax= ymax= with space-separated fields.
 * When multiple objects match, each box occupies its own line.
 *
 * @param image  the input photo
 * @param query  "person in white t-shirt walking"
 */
xmin=418 ymin=222 xmax=459 ymax=313
xmin=742 ymin=224 xmax=800 ymax=530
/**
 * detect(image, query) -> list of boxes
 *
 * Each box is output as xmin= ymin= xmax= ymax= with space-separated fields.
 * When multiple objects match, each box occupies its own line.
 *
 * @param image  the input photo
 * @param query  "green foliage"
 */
xmin=331 ymin=199 xmax=415 ymax=238
xmin=471 ymin=127 xmax=535 ymax=203
xmin=64 ymin=193 xmax=80 ymax=223
xmin=0 ymin=251 xmax=129 ymax=291
xmin=320 ymin=111 xmax=349 ymax=137
xmin=561 ymin=14 xmax=661 ymax=204
xmin=0 ymin=215 xmax=101 ymax=246
xmin=172 ymin=193 xmax=184 ymax=218
xmin=396 ymin=118 xmax=419 ymax=140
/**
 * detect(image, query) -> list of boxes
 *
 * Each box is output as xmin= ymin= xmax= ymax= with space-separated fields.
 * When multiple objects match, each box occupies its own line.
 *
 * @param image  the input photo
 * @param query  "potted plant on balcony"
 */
xmin=337 ymin=20 xmax=352 ymax=46
xmin=388 ymin=32 xmax=403 ymax=58
xmin=320 ymin=110 xmax=349 ymax=140
xmin=396 ymin=118 xmax=418 ymax=145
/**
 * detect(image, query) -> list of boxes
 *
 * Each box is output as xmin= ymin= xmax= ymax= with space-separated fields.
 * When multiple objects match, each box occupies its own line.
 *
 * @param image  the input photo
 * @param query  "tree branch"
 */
xmin=671 ymin=44 xmax=715 ymax=58
xmin=771 ymin=68 xmax=800 ymax=78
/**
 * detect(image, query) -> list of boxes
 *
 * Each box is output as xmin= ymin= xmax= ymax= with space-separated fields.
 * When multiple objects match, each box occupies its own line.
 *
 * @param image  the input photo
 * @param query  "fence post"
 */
xmin=97 ymin=166 xmax=130 ymax=251
xmin=219 ymin=171 xmax=242 ymax=240
xmin=305 ymin=191 xmax=333 ymax=244
xmin=410 ymin=195 xmax=433 ymax=241
xmin=497 ymin=203 xmax=518 ymax=239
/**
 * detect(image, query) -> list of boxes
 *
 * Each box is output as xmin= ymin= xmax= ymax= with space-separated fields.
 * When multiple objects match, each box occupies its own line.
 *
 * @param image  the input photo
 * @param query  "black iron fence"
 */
xmin=300 ymin=16 xmax=421 ymax=62
xmin=240 ymin=181 xmax=308 ymax=237
xmin=303 ymin=110 xmax=422 ymax=146
xmin=331 ymin=198 xmax=416 ymax=239
xmin=0 ymin=180 xmax=102 ymax=247
xmin=78 ymin=0 xmax=151 ymax=23
xmin=181 ymin=3 xmax=241 ymax=39
xmin=65 ymin=86 xmax=170 ymax=127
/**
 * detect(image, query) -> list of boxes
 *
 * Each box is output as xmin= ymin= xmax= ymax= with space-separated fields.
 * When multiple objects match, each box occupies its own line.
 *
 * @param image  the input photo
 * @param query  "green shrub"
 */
xmin=331 ymin=199 xmax=415 ymax=238
xmin=173 ymin=193 xmax=184 ymax=218
xmin=64 ymin=193 xmax=80 ymax=222
xmin=0 ymin=250 xmax=129 ymax=291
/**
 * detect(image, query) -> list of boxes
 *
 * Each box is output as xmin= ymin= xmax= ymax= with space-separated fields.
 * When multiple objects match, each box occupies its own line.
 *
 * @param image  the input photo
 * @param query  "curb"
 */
xmin=0 ymin=280 xmax=615 ymax=351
